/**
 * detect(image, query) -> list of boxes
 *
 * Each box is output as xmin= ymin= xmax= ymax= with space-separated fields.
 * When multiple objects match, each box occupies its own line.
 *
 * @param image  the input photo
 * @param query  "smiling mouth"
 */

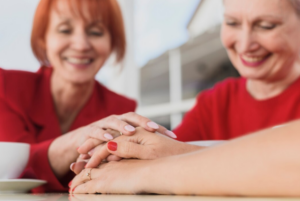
xmin=65 ymin=57 xmax=94 ymax=65
xmin=240 ymin=54 xmax=271 ymax=67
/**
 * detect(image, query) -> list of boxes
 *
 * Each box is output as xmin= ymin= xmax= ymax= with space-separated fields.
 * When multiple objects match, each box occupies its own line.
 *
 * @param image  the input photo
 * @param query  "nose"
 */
xmin=235 ymin=27 xmax=259 ymax=54
xmin=70 ymin=30 xmax=92 ymax=52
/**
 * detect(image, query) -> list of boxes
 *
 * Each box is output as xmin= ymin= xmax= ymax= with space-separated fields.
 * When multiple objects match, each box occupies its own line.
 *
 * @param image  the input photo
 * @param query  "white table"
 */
xmin=0 ymin=194 xmax=298 ymax=201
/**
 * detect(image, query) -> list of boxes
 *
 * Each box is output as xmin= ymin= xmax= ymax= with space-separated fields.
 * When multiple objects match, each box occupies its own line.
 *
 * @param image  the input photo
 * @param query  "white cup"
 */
xmin=186 ymin=140 xmax=225 ymax=147
xmin=0 ymin=142 xmax=30 ymax=179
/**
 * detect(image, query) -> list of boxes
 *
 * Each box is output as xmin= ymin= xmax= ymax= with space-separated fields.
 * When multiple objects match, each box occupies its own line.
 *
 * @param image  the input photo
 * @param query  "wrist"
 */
xmin=175 ymin=141 xmax=203 ymax=155
xmin=136 ymin=158 xmax=175 ymax=194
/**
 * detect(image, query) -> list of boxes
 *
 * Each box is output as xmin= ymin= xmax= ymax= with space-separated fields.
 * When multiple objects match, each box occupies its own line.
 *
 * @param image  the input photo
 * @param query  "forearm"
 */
xmin=48 ymin=127 xmax=84 ymax=179
xmin=142 ymin=120 xmax=300 ymax=196
xmin=176 ymin=142 xmax=203 ymax=155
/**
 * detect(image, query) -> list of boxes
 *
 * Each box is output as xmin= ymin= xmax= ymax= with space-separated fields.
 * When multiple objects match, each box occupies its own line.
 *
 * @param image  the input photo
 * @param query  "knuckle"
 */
xmin=122 ymin=143 xmax=133 ymax=157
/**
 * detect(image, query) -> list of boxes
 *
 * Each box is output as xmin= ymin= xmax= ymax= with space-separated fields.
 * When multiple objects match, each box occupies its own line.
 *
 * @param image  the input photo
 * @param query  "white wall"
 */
xmin=0 ymin=0 xmax=40 ymax=71
xmin=188 ymin=0 xmax=223 ymax=38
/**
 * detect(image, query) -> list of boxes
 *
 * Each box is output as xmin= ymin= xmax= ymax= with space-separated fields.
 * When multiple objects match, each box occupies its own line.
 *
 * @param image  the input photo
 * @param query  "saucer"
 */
xmin=186 ymin=140 xmax=225 ymax=147
xmin=0 ymin=179 xmax=47 ymax=194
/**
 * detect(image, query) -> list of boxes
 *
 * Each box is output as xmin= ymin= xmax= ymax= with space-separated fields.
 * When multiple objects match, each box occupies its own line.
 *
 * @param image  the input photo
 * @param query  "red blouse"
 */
xmin=0 ymin=67 xmax=136 ymax=192
xmin=174 ymin=77 xmax=300 ymax=142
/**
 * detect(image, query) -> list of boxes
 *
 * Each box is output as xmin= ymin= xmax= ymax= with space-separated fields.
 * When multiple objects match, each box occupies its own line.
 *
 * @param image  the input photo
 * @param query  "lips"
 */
xmin=240 ymin=54 xmax=271 ymax=67
xmin=65 ymin=57 xmax=93 ymax=65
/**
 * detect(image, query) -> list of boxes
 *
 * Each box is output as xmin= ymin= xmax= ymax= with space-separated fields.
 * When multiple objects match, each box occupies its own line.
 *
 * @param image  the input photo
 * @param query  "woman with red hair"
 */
xmin=0 ymin=0 xmax=161 ymax=193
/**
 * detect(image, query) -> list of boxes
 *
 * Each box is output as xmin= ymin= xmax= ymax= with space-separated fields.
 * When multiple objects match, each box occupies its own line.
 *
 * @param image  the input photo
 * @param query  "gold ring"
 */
xmin=86 ymin=168 xmax=92 ymax=180
xmin=120 ymin=131 xmax=123 ymax=135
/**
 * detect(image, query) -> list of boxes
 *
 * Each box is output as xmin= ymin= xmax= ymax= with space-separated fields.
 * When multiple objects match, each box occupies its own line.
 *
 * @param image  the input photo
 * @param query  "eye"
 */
xmin=58 ymin=24 xmax=72 ymax=34
xmin=258 ymin=22 xmax=276 ymax=30
xmin=58 ymin=29 xmax=72 ymax=34
xmin=225 ymin=19 xmax=239 ymax=27
xmin=88 ymin=28 xmax=104 ymax=36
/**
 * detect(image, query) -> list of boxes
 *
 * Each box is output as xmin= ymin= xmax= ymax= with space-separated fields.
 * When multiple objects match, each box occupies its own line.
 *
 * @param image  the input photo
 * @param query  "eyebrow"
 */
xmin=224 ymin=14 xmax=283 ymax=22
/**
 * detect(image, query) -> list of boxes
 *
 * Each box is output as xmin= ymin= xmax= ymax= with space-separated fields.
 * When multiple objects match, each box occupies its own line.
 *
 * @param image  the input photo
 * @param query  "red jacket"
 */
xmin=0 ymin=67 xmax=136 ymax=192
xmin=174 ymin=77 xmax=300 ymax=141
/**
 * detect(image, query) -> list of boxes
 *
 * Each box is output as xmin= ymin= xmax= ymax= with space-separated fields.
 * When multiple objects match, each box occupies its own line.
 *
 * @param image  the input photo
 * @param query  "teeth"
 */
xmin=67 ymin=57 xmax=91 ymax=64
xmin=242 ymin=55 xmax=265 ymax=63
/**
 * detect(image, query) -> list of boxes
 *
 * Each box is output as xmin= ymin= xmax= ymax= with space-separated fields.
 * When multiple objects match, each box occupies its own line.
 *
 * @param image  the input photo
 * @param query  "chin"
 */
xmin=64 ymin=74 xmax=95 ymax=85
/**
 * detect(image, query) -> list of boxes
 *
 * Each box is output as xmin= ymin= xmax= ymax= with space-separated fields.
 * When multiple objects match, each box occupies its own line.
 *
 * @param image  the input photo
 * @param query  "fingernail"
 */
xmin=68 ymin=181 xmax=72 ymax=187
xmin=165 ymin=130 xmax=177 ymax=138
xmin=72 ymin=187 xmax=76 ymax=193
xmin=88 ymin=149 xmax=95 ymax=156
xmin=70 ymin=163 xmax=75 ymax=171
xmin=104 ymin=133 xmax=114 ymax=140
xmin=79 ymin=154 xmax=85 ymax=159
xmin=125 ymin=125 xmax=135 ymax=132
xmin=107 ymin=141 xmax=118 ymax=151
xmin=147 ymin=121 xmax=159 ymax=129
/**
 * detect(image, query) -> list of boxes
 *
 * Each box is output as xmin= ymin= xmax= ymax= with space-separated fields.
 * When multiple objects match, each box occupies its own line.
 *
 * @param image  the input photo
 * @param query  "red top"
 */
xmin=174 ymin=77 xmax=300 ymax=141
xmin=0 ymin=67 xmax=136 ymax=192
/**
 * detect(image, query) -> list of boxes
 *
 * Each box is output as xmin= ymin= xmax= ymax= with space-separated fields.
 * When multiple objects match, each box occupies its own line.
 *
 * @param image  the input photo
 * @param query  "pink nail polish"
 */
xmin=147 ymin=121 xmax=159 ymax=129
xmin=165 ymin=130 xmax=177 ymax=138
xmin=70 ymin=163 xmax=75 ymax=171
xmin=88 ymin=149 xmax=95 ymax=156
xmin=125 ymin=125 xmax=135 ymax=132
xmin=104 ymin=133 xmax=114 ymax=140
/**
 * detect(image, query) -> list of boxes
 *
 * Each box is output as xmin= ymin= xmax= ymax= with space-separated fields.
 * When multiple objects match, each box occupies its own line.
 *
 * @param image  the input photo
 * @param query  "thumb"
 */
xmin=106 ymin=141 xmax=147 ymax=159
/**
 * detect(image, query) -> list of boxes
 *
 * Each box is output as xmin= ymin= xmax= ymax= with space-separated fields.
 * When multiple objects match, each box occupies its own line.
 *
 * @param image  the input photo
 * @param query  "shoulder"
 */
xmin=0 ymin=67 xmax=45 ymax=109
xmin=95 ymin=82 xmax=137 ymax=114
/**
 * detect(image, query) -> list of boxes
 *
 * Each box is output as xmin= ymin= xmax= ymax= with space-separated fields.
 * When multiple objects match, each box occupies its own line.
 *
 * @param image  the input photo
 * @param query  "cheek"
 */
xmin=94 ymin=39 xmax=112 ymax=58
xmin=259 ymin=34 xmax=287 ymax=54
xmin=45 ymin=35 xmax=66 ymax=61
xmin=221 ymin=26 xmax=235 ymax=50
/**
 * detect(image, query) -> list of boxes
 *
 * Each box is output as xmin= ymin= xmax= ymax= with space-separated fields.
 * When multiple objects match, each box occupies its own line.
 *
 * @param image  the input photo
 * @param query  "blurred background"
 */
xmin=0 ymin=0 xmax=239 ymax=130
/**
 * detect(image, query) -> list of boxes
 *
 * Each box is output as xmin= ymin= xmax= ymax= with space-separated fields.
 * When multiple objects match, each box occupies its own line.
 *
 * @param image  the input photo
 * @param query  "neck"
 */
xmin=51 ymin=71 xmax=94 ymax=132
xmin=246 ymin=63 xmax=300 ymax=100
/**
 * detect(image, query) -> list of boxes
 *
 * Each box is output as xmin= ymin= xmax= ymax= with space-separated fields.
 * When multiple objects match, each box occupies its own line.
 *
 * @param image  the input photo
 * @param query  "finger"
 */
xmin=94 ymin=115 xmax=136 ymax=136
xmin=70 ymin=168 xmax=94 ymax=190
xmin=106 ymin=141 xmax=147 ymax=160
xmin=72 ymin=179 xmax=103 ymax=194
xmin=71 ymin=166 xmax=108 ymax=191
xmin=85 ymin=144 xmax=110 ymax=168
xmin=78 ymin=138 xmax=103 ymax=154
xmin=71 ymin=161 xmax=88 ymax=175
xmin=106 ymin=154 xmax=122 ymax=161
xmin=77 ymin=154 xmax=90 ymax=161
xmin=85 ymin=125 xmax=116 ymax=142
xmin=120 ymin=113 xmax=176 ymax=138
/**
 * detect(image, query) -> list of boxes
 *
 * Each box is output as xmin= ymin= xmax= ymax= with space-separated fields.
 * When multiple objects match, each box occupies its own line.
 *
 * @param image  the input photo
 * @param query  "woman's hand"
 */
xmin=76 ymin=113 xmax=177 ymax=159
xmin=70 ymin=159 xmax=151 ymax=194
xmin=79 ymin=112 xmax=176 ymax=143
xmin=72 ymin=127 xmax=202 ymax=173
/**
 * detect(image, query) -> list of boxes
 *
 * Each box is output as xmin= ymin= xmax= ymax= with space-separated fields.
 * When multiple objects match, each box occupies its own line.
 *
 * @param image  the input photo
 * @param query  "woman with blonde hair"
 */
xmin=70 ymin=0 xmax=300 ymax=196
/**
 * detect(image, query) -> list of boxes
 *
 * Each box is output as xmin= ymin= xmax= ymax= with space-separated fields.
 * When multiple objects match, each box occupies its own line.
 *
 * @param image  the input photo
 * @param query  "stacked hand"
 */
xmin=69 ymin=127 xmax=202 ymax=194
xmin=70 ymin=112 xmax=179 ymax=174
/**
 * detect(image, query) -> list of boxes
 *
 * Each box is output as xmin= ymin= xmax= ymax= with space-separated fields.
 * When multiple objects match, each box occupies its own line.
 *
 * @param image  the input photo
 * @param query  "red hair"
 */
xmin=31 ymin=0 xmax=126 ymax=65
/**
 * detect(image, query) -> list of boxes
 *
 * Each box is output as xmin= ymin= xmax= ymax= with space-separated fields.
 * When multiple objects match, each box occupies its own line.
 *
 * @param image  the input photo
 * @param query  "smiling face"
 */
xmin=221 ymin=0 xmax=300 ymax=81
xmin=45 ymin=0 xmax=112 ymax=84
